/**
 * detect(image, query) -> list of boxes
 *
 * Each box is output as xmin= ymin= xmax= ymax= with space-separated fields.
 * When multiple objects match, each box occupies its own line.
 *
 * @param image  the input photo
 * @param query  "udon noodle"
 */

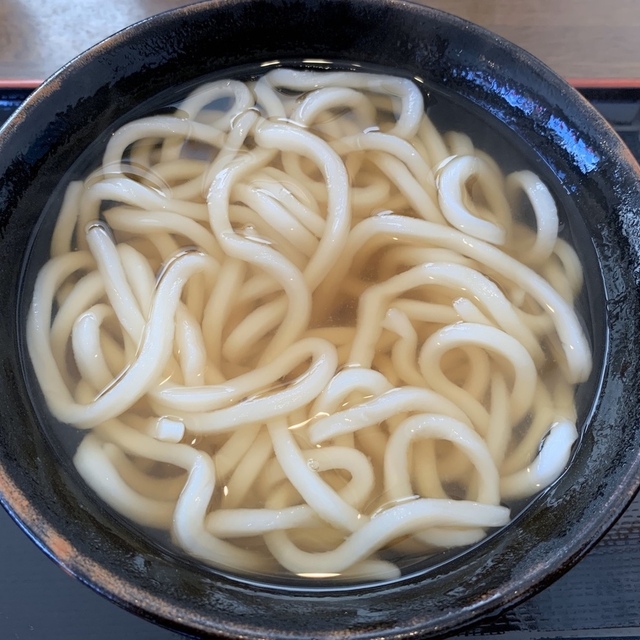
xmin=26 ymin=67 xmax=592 ymax=581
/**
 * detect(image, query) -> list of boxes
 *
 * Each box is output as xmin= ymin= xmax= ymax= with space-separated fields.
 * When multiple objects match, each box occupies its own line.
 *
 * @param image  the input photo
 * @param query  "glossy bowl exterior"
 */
xmin=1 ymin=0 xmax=640 ymax=637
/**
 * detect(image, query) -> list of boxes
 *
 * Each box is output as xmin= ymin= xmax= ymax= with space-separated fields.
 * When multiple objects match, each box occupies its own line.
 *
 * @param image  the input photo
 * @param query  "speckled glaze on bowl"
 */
xmin=1 ymin=0 xmax=640 ymax=638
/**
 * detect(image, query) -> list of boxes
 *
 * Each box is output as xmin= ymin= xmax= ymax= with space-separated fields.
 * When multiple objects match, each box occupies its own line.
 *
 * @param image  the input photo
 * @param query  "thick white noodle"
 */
xmin=436 ymin=155 xmax=510 ymax=244
xmin=27 ymin=68 xmax=592 ymax=582
xmin=506 ymin=170 xmax=559 ymax=265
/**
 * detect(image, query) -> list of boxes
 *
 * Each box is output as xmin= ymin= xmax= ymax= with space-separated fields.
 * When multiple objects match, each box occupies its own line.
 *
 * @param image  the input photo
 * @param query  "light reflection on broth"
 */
xmin=24 ymin=63 xmax=592 ymax=584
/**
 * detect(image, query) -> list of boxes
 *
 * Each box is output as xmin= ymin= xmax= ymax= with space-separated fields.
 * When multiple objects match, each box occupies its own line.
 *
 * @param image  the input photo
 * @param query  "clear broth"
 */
xmin=18 ymin=60 xmax=602 ymax=589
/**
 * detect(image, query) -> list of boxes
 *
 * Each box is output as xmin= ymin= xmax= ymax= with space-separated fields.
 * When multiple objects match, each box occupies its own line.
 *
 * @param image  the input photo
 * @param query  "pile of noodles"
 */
xmin=27 ymin=68 xmax=592 ymax=581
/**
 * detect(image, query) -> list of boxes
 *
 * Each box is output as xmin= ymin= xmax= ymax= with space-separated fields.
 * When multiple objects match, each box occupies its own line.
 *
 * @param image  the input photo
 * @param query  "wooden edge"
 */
xmin=1 ymin=77 xmax=640 ymax=93
xmin=567 ymin=77 xmax=640 ymax=89
xmin=0 ymin=79 xmax=42 ymax=89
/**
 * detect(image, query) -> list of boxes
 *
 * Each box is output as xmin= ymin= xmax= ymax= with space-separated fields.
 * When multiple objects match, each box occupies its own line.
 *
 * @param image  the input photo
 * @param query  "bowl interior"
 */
xmin=1 ymin=0 xmax=640 ymax=637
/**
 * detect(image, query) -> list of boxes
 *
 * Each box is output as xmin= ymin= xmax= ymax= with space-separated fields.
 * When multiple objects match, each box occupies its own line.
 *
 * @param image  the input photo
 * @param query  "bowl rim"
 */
xmin=1 ymin=0 xmax=640 ymax=637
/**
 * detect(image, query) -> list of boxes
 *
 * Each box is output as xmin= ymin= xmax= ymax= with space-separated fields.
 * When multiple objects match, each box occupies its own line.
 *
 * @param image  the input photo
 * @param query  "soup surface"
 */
xmin=24 ymin=64 xmax=592 ymax=583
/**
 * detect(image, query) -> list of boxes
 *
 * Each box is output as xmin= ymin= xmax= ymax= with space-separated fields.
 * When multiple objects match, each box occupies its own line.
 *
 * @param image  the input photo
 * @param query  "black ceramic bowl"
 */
xmin=1 ymin=0 xmax=640 ymax=638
